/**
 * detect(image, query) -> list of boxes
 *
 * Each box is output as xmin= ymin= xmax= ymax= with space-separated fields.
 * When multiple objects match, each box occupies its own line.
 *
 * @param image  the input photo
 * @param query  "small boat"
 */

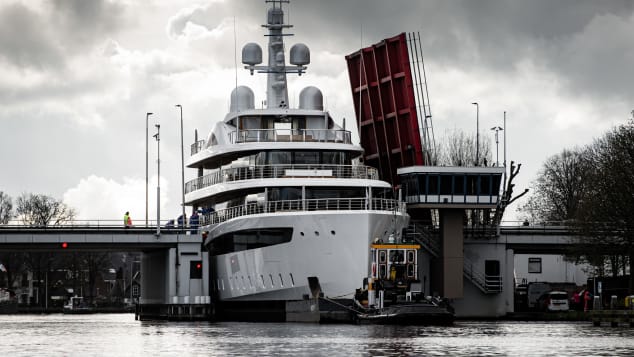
xmin=356 ymin=298 xmax=454 ymax=325
xmin=354 ymin=241 xmax=454 ymax=325
xmin=63 ymin=296 xmax=94 ymax=314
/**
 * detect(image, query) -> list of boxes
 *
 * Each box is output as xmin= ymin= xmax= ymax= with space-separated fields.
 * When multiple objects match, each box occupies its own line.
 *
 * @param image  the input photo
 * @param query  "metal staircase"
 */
xmin=404 ymin=222 xmax=503 ymax=294
xmin=463 ymin=256 xmax=503 ymax=294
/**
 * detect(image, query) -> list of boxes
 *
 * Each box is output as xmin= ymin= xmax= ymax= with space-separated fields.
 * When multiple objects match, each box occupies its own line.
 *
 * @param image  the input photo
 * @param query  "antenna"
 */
xmin=233 ymin=16 xmax=238 ymax=104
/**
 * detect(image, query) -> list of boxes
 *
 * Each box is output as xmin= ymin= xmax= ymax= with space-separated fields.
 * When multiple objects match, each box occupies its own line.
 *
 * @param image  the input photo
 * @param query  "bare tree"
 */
xmin=15 ymin=193 xmax=76 ymax=226
xmin=0 ymin=191 xmax=12 ymax=224
xmin=575 ymin=118 xmax=634 ymax=288
xmin=519 ymin=148 xmax=588 ymax=223
xmin=437 ymin=128 xmax=493 ymax=167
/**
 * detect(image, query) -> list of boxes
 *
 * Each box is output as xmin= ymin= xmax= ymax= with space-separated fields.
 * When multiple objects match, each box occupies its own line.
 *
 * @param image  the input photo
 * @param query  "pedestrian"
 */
xmin=124 ymin=211 xmax=132 ymax=228
xmin=189 ymin=210 xmax=199 ymax=234
xmin=177 ymin=214 xmax=186 ymax=228
xmin=584 ymin=290 xmax=592 ymax=312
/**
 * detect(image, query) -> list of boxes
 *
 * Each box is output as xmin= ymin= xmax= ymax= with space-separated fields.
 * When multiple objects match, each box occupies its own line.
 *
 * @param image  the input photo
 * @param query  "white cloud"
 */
xmin=63 ymin=175 xmax=172 ymax=224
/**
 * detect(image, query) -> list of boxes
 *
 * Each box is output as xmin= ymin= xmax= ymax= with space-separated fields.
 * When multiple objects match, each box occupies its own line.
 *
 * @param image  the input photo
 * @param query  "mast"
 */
xmin=242 ymin=0 xmax=310 ymax=109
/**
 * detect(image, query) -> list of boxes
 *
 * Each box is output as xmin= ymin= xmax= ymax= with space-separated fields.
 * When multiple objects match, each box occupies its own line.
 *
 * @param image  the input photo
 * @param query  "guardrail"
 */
xmin=191 ymin=140 xmax=205 ymax=155
xmin=200 ymin=198 xmax=407 ymax=226
xmin=185 ymin=164 xmax=379 ymax=194
xmin=190 ymin=129 xmax=353 ymax=156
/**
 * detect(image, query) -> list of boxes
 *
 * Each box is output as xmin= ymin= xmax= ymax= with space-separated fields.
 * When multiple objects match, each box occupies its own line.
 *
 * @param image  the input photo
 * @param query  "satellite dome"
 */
xmin=290 ymin=43 xmax=310 ymax=66
xmin=242 ymin=43 xmax=262 ymax=65
xmin=299 ymin=86 xmax=323 ymax=110
xmin=230 ymin=86 xmax=255 ymax=112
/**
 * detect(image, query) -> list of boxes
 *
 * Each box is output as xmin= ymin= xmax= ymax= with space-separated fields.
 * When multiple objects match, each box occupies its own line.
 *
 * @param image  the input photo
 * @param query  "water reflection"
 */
xmin=1 ymin=316 xmax=634 ymax=356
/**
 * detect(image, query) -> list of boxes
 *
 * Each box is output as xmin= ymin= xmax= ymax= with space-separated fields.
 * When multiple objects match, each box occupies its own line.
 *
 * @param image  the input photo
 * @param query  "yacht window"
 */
xmin=269 ymin=151 xmax=291 ymax=165
xmin=306 ymin=187 xmax=364 ymax=199
xmin=294 ymin=151 xmax=320 ymax=165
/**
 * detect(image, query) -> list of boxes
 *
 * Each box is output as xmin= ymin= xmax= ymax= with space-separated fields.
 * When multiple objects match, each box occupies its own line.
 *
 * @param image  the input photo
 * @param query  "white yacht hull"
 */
xmin=205 ymin=210 xmax=409 ymax=303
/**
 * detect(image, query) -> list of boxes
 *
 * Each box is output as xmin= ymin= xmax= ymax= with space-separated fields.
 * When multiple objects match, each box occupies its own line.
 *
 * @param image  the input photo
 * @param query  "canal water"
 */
xmin=2 ymin=314 xmax=634 ymax=356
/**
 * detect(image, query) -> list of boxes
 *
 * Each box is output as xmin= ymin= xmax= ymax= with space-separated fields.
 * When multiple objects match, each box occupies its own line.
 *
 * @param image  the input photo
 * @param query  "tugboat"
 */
xmin=354 ymin=241 xmax=454 ymax=325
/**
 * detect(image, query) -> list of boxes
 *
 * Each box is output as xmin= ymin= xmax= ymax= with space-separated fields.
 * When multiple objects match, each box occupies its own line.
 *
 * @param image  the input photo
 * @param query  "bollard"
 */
xmin=610 ymin=295 xmax=617 ymax=310
xmin=593 ymin=295 xmax=601 ymax=310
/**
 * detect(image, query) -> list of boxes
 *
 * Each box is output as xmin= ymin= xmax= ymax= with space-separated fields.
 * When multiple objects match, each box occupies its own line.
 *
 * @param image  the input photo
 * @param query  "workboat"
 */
xmin=354 ymin=242 xmax=454 ymax=325
xmin=63 ymin=296 xmax=94 ymax=314
xmin=184 ymin=0 xmax=409 ymax=321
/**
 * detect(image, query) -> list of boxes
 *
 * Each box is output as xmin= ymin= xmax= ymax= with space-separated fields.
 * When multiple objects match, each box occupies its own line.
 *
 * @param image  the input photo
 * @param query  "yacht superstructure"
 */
xmin=185 ymin=0 xmax=409 ymax=318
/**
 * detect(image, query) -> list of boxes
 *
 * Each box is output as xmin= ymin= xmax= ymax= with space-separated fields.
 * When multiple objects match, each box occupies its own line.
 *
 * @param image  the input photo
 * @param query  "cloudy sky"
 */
xmin=0 ymin=0 xmax=632 ymax=224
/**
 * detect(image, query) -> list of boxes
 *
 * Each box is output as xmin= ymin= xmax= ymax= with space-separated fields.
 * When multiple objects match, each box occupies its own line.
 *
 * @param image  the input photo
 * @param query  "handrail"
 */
xmin=185 ymin=164 xmax=380 ymax=194
xmin=230 ymin=129 xmax=352 ymax=145
xmin=191 ymin=140 xmax=205 ymax=155
xmin=200 ymin=198 xmax=407 ymax=226
xmin=189 ymin=129 xmax=353 ymax=156
xmin=463 ymin=256 xmax=503 ymax=294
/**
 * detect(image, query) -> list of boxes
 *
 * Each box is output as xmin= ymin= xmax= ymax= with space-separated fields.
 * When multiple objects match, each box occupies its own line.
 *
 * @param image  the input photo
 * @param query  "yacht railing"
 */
xmin=191 ymin=140 xmax=205 ymax=155
xmin=200 ymin=198 xmax=407 ymax=226
xmin=185 ymin=164 xmax=379 ymax=194
xmin=190 ymin=129 xmax=352 ymax=156
xmin=230 ymin=129 xmax=352 ymax=144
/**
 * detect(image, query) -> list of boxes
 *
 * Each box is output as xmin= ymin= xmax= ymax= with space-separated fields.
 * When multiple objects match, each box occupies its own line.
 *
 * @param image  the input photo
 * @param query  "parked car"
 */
xmin=538 ymin=291 xmax=570 ymax=312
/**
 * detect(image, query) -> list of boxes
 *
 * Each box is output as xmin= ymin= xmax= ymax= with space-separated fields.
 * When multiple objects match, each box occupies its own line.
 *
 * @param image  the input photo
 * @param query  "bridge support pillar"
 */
xmin=138 ymin=237 xmax=211 ymax=320
xmin=434 ymin=209 xmax=463 ymax=299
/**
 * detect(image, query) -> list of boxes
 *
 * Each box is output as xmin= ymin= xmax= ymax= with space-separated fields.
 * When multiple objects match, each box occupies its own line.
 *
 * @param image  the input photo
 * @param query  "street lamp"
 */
xmin=176 ymin=104 xmax=186 ymax=232
xmin=153 ymin=124 xmax=161 ymax=236
xmin=490 ymin=126 xmax=503 ymax=167
xmin=145 ymin=112 xmax=153 ymax=227
xmin=471 ymin=102 xmax=479 ymax=166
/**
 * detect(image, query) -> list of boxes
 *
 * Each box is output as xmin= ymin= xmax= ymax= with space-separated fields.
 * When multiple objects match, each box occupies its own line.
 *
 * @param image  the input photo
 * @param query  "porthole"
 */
xmin=300 ymin=232 xmax=305 ymax=236
xmin=315 ymin=231 xmax=319 ymax=236
xmin=331 ymin=230 xmax=336 ymax=235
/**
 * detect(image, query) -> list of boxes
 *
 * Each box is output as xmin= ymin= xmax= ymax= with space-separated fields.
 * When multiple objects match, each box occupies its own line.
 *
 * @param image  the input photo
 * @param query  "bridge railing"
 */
xmin=0 ymin=219 xmax=196 ymax=233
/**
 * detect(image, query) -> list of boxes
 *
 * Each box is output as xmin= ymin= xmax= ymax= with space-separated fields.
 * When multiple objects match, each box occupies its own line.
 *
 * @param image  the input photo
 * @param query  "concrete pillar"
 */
xmin=439 ymin=209 xmax=463 ymax=298
xmin=140 ymin=250 xmax=168 ymax=304
xmin=168 ymin=248 xmax=177 ymax=300
xmin=505 ymin=248 xmax=514 ymax=314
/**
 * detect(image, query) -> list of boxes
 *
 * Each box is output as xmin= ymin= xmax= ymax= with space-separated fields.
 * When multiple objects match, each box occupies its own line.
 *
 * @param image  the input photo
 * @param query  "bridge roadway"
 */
xmin=0 ymin=226 xmax=202 ymax=251
xmin=497 ymin=225 xmax=579 ymax=254
xmin=0 ymin=224 xmax=578 ymax=254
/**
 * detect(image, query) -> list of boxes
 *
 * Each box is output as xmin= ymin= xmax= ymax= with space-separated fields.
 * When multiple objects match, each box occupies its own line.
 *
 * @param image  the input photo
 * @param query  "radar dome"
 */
xmin=242 ymin=43 xmax=262 ymax=65
xmin=230 ymin=86 xmax=255 ymax=112
xmin=299 ymin=86 xmax=323 ymax=110
xmin=290 ymin=43 xmax=310 ymax=65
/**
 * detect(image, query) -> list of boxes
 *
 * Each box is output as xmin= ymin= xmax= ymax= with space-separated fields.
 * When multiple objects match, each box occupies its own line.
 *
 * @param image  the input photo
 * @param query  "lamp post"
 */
xmin=176 ymin=104 xmax=186 ymax=232
xmin=503 ymin=111 xmax=507 ymax=185
xmin=145 ymin=112 xmax=153 ymax=227
xmin=471 ymin=102 xmax=479 ymax=166
xmin=153 ymin=124 xmax=161 ymax=236
xmin=490 ymin=126 xmax=503 ymax=167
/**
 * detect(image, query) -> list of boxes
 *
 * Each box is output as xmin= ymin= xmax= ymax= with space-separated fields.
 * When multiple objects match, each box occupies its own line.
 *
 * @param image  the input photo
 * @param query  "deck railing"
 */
xmin=191 ymin=140 xmax=205 ymax=155
xmin=190 ymin=129 xmax=352 ymax=155
xmin=185 ymin=164 xmax=379 ymax=194
xmin=200 ymin=198 xmax=407 ymax=226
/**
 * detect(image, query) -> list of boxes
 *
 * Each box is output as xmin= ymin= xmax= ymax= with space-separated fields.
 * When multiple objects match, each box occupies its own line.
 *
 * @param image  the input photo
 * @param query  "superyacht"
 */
xmin=184 ymin=0 xmax=409 ymax=319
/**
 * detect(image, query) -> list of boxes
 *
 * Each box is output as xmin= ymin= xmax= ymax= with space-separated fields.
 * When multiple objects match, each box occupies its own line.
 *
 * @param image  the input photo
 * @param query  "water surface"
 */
xmin=1 ymin=314 xmax=633 ymax=356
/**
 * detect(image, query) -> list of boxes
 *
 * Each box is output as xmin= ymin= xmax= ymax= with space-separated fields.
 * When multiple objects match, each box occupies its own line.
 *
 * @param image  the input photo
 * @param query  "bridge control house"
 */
xmin=397 ymin=165 xmax=510 ymax=317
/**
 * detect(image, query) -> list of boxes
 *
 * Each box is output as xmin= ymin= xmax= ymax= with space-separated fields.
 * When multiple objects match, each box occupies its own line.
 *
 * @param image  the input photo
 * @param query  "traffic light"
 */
xmin=190 ymin=260 xmax=203 ymax=279
xmin=61 ymin=242 xmax=68 ymax=249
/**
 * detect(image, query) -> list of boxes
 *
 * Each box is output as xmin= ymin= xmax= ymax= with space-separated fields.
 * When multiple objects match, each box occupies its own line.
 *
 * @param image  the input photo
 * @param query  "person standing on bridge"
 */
xmin=124 ymin=211 xmax=132 ymax=228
